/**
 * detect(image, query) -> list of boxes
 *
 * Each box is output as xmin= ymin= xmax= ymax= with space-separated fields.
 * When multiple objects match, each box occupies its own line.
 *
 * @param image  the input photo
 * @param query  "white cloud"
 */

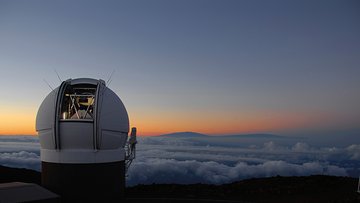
xmin=0 ymin=136 xmax=356 ymax=186
xmin=0 ymin=142 xmax=40 ymax=153
xmin=0 ymin=151 xmax=40 ymax=171
xmin=346 ymin=144 xmax=360 ymax=160
xmin=292 ymin=142 xmax=311 ymax=152
xmin=127 ymin=158 xmax=347 ymax=186
xmin=126 ymin=137 xmax=356 ymax=185
xmin=263 ymin=141 xmax=283 ymax=151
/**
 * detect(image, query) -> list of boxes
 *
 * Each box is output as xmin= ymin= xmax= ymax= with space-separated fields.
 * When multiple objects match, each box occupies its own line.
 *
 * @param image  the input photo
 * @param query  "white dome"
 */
xmin=36 ymin=78 xmax=129 ymax=164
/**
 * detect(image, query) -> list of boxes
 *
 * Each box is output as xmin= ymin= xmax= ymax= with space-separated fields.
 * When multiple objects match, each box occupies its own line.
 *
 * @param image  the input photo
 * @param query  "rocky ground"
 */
xmin=126 ymin=176 xmax=359 ymax=203
xmin=1 ymin=165 xmax=359 ymax=203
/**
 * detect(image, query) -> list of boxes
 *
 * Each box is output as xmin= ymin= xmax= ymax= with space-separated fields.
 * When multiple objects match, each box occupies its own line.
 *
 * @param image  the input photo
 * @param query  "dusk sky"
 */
xmin=0 ymin=0 xmax=359 ymax=136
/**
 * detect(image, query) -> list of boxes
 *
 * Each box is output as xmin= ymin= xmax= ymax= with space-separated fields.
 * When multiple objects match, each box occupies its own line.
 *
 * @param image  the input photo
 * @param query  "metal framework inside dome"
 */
xmin=59 ymin=84 xmax=97 ymax=120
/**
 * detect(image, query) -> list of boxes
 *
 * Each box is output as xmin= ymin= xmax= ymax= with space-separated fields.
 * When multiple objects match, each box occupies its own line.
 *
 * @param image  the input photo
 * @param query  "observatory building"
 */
xmin=36 ymin=78 xmax=136 ymax=201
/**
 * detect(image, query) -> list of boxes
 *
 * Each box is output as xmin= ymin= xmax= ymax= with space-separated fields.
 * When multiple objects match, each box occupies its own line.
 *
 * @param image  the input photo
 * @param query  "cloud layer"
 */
xmin=0 ymin=136 xmax=358 ymax=186
xmin=0 ymin=136 xmax=40 ymax=171
xmin=126 ymin=137 xmax=357 ymax=185
xmin=0 ymin=151 xmax=40 ymax=171
xmin=127 ymin=159 xmax=347 ymax=186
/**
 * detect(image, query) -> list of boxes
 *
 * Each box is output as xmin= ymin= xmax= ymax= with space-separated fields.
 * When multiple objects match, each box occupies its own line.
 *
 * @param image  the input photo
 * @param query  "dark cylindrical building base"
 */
xmin=42 ymin=161 xmax=125 ymax=202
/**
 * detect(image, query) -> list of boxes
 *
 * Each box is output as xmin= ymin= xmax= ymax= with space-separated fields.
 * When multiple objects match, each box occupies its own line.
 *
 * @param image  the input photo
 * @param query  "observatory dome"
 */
xmin=36 ymin=78 xmax=129 ymax=163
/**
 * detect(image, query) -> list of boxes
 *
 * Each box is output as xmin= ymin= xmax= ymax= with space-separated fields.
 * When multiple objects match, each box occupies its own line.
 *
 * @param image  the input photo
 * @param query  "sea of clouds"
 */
xmin=0 ymin=135 xmax=359 ymax=186
xmin=0 ymin=136 xmax=40 ymax=170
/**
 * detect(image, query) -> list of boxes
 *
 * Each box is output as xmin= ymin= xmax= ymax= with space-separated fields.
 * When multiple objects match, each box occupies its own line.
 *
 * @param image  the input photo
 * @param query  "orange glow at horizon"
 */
xmin=0 ymin=106 xmax=339 ymax=136
xmin=0 ymin=107 xmax=37 ymax=135
xmin=129 ymin=109 xmax=335 ymax=136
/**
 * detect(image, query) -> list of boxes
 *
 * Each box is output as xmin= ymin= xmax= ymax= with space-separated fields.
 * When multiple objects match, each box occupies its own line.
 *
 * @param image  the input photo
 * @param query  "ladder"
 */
xmin=358 ymin=176 xmax=360 ymax=194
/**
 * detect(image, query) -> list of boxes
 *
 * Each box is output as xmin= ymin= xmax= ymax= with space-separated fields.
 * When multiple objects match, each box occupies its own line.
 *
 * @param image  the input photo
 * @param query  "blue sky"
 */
xmin=0 ymin=0 xmax=359 ymax=136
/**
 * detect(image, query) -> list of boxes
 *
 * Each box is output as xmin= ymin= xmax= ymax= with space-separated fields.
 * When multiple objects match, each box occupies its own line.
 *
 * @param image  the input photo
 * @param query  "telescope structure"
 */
xmin=36 ymin=78 xmax=136 ymax=201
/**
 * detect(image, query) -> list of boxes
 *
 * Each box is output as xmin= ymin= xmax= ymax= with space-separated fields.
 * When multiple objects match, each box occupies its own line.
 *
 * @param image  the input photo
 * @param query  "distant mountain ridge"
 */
xmin=221 ymin=133 xmax=285 ymax=139
xmin=159 ymin=132 xmax=208 ymax=138
xmin=159 ymin=132 xmax=287 ymax=139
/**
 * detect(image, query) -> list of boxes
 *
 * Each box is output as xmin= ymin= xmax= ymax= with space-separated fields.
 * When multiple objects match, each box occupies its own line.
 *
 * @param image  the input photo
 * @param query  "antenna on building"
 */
xmin=54 ymin=69 xmax=62 ymax=82
xmin=106 ymin=69 xmax=115 ymax=86
xmin=43 ymin=79 xmax=54 ymax=91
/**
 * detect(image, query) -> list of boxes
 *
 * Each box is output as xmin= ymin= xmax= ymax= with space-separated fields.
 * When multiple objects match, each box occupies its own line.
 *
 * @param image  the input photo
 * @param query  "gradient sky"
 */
xmin=0 ymin=0 xmax=359 ymax=136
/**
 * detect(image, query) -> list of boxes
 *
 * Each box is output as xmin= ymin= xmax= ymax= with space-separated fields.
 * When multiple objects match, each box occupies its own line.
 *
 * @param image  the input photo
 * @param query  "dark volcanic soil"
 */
xmin=1 ymin=165 xmax=359 ymax=203
xmin=0 ymin=165 xmax=41 ymax=185
xmin=127 ymin=176 xmax=359 ymax=203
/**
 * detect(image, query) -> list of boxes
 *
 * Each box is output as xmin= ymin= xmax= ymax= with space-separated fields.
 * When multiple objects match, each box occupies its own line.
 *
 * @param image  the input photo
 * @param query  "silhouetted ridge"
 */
xmin=159 ymin=132 xmax=208 ymax=138
xmin=0 ymin=165 xmax=40 ymax=184
xmin=221 ymin=133 xmax=285 ymax=138
xmin=158 ymin=132 xmax=289 ymax=139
